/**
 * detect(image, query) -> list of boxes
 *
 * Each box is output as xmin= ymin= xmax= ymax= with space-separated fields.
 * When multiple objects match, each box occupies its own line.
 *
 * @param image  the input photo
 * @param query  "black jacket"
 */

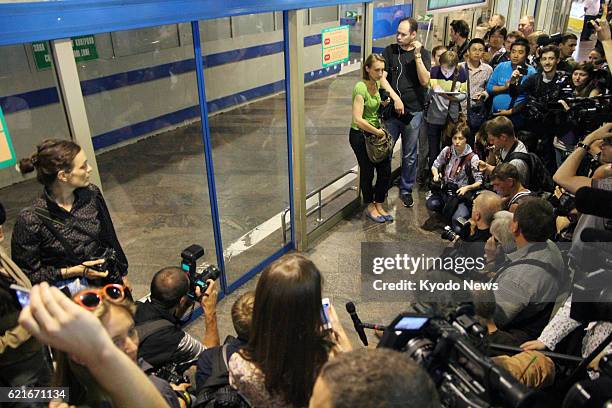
xmin=135 ymin=299 xmax=189 ymax=369
xmin=11 ymin=184 xmax=127 ymax=284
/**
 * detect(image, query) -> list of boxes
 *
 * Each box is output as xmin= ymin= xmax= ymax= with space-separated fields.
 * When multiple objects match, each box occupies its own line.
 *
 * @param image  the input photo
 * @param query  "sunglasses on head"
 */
xmin=73 ymin=284 xmax=126 ymax=310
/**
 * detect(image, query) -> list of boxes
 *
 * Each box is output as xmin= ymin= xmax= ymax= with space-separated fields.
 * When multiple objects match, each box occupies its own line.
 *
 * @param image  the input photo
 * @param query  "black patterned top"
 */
xmin=10 ymin=184 xmax=127 ymax=284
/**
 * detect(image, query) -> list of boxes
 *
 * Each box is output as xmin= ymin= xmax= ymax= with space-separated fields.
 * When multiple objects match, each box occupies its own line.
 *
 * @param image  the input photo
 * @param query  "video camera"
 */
xmin=180 ymin=244 xmax=221 ymax=300
xmin=551 ymin=95 xmax=612 ymax=133
xmin=377 ymin=305 xmax=535 ymax=408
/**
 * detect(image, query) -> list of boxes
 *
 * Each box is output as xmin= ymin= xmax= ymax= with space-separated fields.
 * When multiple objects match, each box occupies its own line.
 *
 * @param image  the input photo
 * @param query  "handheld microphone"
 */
xmin=575 ymin=187 xmax=612 ymax=218
xmin=345 ymin=301 xmax=368 ymax=346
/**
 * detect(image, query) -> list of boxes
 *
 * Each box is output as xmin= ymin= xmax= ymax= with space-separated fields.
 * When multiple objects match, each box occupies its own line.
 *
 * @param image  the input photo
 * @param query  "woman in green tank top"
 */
xmin=349 ymin=54 xmax=393 ymax=223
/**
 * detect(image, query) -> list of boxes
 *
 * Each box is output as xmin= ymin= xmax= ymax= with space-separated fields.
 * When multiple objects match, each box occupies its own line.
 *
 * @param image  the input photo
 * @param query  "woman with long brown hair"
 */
xmin=12 ymin=139 xmax=128 ymax=295
xmin=228 ymin=254 xmax=351 ymax=407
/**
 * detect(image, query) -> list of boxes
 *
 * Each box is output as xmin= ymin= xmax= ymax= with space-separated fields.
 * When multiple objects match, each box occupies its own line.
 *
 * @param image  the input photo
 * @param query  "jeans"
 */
xmin=386 ymin=112 xmax=423 ymax=195
xmin=349 ymin=128 xmax=392 ymax=203
xmin=426 ymin=191 xmax=470 ymax=233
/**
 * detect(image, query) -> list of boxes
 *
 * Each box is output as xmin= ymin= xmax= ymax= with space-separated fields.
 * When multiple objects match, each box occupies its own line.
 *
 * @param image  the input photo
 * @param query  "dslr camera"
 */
xmin=180 ymin=244 xmax=221 ymax=300
xmin=441 ymin=217 xmax=471 ymax=242
xmin=87 ymin=247 xmax=126 ymax=282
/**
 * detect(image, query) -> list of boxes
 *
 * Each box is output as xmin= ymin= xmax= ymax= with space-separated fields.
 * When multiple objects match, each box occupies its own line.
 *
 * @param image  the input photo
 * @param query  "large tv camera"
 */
xmin=549 ymin=95 xmax=612 ymax=134
xmin=180 ymin=244 xmax=221 ymax=300
xmin=376 ymin=305 xmax=535 ymax=408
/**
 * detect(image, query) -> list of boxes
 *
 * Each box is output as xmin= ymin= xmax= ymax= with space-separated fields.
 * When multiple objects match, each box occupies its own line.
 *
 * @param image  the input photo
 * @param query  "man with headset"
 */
xmin=380 ymin=17 xmax=432 ymax=208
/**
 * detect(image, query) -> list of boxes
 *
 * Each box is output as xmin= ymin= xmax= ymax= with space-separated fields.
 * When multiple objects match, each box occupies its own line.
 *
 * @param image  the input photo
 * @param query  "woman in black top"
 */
xmin=11 ymin=139 xmax=128 ymax=294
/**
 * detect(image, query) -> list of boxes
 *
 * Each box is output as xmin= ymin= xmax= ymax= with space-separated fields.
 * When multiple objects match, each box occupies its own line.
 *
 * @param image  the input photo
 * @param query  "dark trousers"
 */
xmin=426 ymin=191 xmax=470 ymax=232
xmin=527 ymin=121 xmax=558 ymax=174
xmin=426 ymin=123 xmax=444 ymax=169
xmin=581 ymin=15 xmax=597 ymax=40
xmin=349 ymin=128 xmax=391 ymax=203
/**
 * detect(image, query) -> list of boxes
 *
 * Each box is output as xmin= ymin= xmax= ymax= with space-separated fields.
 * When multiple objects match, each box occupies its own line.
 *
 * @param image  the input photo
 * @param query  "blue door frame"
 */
xmin=0 ymin=0 xmax=369 ymax=297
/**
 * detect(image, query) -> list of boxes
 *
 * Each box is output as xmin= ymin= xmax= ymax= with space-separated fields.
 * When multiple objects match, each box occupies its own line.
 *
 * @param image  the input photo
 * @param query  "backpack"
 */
xmin=504 ymin=150 xmax=555 ymax=193
xmin=195 ymin=342 xmax=251 ymax=408
xmin=440 ymin=148 xmax=476 ymax=185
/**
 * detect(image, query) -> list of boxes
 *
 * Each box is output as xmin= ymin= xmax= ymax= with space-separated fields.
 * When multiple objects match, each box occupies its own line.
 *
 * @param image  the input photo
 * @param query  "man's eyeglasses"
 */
xmin=73 ymin=284 xmax=126 ymax=310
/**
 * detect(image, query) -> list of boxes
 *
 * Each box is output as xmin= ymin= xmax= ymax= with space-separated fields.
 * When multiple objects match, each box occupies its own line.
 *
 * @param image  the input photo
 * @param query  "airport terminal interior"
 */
xmin=0 ymin=0 xmax=610 ymax=406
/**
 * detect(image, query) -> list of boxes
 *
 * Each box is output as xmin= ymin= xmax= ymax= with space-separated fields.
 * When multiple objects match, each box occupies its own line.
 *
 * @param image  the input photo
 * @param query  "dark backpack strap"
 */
xmin=439 ymin=147 xmax=453 ymax=176
xmin=494 ymin=255 xmax=563 ymax=284
xmin=463 ymin=152 xmax=475 ymax=185
xmin=136 ymin=319 xmax=175 ymax=344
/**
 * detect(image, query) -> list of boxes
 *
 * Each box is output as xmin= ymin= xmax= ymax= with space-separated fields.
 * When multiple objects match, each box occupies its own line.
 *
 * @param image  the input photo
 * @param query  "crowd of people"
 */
xmin=345 ymin=9 xmax=612 ymax=408
xmin=0 ymin=9 xmax=611 ymax=408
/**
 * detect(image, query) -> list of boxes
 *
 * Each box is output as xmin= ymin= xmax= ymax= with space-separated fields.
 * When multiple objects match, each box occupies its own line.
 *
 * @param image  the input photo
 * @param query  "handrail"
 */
xmin=281 ymin=169 xmax=358 ymax=244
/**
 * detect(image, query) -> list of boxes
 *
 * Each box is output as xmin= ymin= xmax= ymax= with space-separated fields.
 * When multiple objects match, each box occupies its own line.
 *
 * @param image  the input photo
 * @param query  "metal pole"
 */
xmin=191 ymin=21 xmax=228 ymax=295
xmin=284 ymin=10 xmax=308 ymax=251
xmin=50 ymin=38 xmax=102 ymax=190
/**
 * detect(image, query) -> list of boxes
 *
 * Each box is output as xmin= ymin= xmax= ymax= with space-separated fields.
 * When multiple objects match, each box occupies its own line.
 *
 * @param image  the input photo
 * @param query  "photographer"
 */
xmin=309 ymin=348 xmax=440 ymax=408
xmin=484 ymin=210 xmax=517 ymax=275
xmin=426 ymin=126 xmax=482 ymax=233
xmin=557 ymin=34 xmax=578 ymax=73
xmin=12 ymin=139 xmax=129 ymax=295
xmin=135 ymin=266 xmax=220 ymax=370
xmin=493 ymin=198 xmax=567 ymax=345
xmin=507 ymin=44 xmax=573 ymax=173
xmin=443 ymin=191 xmax=502 ymax=264
xmin=521 ymin=295 xmax=612 ymax=379
xmin=479 ymin=117 xmax=537 ymax=189
xmin=554 ymin=62 xmax=602 ymax=166
xmin=486 ymin=38 xmax=536 ymax=129
xmin=553 ymin=123 xmax=612 ymax=274
xmin=491 ymin=163 xmax=533 ymax=212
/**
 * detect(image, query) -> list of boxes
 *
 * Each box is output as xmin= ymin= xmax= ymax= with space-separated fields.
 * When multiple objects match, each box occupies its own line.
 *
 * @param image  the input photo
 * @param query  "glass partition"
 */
xmin=301 ymin=5 xmax=363 ymax=236
xmin=74 ymin=25 xmax=216 ymax=300
xmin=0 ymin=42 xmax=71 ymax=248
xmin=200 ymin=14 xmax=290 ymax=287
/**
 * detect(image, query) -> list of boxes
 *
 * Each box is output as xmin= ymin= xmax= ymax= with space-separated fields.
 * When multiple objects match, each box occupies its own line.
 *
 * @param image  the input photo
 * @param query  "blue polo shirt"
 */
xmin=486 ymin=61 xmax=536 ymax=113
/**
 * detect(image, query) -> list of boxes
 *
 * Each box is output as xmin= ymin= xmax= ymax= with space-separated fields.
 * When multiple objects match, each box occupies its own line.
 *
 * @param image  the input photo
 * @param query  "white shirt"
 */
xmin=584 ymin=0 xmax=600 ymax=16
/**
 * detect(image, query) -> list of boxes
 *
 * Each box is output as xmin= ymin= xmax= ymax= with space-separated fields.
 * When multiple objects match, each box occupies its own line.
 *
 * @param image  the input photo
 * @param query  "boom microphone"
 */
xmin=346 ymin=301 xmax=368 ymax=347
xmin=575 ymin=187 xmax=612 ymax=218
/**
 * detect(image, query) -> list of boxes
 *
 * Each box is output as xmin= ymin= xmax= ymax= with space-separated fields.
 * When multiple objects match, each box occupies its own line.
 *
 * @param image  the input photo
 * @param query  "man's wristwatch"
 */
xmin=577 ymin=141 xmax=591 ymax=151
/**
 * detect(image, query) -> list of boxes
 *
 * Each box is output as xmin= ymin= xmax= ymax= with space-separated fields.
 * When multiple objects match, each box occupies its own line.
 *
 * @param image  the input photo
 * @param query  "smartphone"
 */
xmin=10 ymin=284 xmax=30 ymax=308
xmin=321 ymin=298 xmax=332 ymax=330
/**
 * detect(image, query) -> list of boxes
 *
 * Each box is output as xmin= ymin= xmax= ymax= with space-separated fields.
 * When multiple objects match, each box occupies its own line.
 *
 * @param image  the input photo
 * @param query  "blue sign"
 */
xmin=373 ymin=4 xmax=413 ymax=40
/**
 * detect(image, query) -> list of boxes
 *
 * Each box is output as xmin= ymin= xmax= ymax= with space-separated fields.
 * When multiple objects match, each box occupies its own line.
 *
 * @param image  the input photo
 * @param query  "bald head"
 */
xmin=151 ymin=266 xmax=189 ymax=308
xmin=473 ymin=191 xmax=502 ymax=227
xmin=518 ymin=16 xmax=535 ymax=37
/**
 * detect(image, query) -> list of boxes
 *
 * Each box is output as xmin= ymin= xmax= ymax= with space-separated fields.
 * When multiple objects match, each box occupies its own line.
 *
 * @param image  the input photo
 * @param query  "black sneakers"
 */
xmin=400 ymin=192 xmax=413 ymax=208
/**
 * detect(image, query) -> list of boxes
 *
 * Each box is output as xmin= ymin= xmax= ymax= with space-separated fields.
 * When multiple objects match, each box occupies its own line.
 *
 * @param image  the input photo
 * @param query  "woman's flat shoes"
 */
xmin=364 ymin=209 xmax=387 ymax=223
xmin=381 ymin=213 xmax=394 ymax=222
